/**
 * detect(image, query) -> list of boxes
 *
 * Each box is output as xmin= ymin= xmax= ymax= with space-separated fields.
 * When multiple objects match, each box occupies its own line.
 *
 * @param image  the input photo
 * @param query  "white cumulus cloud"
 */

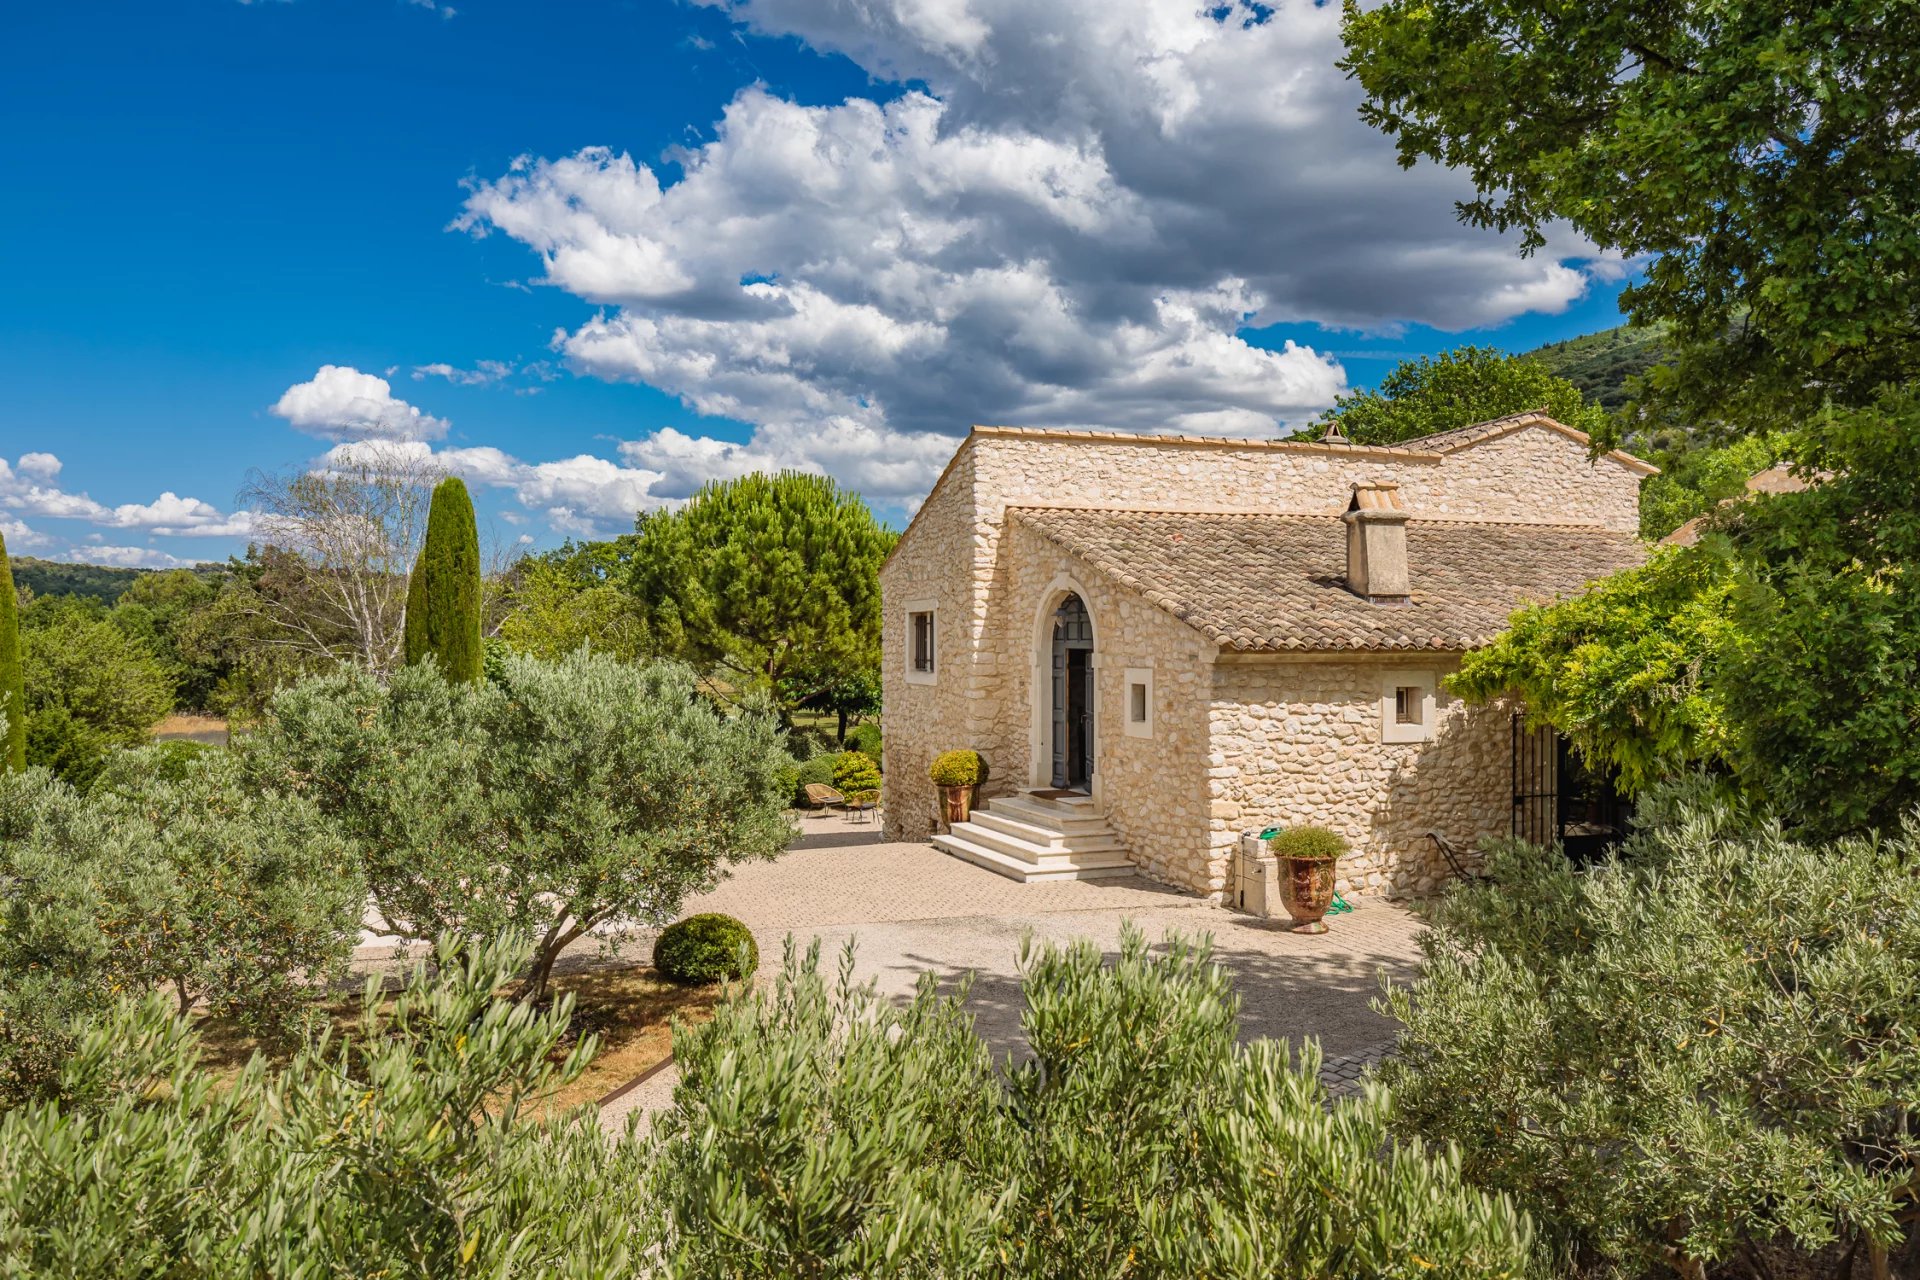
xmin=0 ymin=455 xmax=251 ymax=537
xmin=67 ymin=545 xmax=189 ymax=569
xmin=322 ymin=439 xmax=670 ymax=538
xmin=272 ymin=365 xmax=449 ymax=442
xmin=455 ymin=0 xmax=1611 ymax=504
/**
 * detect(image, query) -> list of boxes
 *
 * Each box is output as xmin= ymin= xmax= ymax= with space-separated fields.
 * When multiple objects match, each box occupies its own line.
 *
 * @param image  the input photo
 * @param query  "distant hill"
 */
xmin=1524 ymin=324 xmax=1667 ymax=412
xmin=10 ymin=556 xmax=220 ymax=605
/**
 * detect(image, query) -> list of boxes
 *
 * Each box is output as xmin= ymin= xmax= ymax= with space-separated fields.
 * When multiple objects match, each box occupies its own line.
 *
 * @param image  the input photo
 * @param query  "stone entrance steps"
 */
xmin=931 ymin=791 xmax=1135 ymax=882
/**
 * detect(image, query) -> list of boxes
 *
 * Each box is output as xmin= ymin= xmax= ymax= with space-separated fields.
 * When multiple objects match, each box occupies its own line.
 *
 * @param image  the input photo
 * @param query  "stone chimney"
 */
xmin=1344 ymin=480 xmax=1410 ymax=604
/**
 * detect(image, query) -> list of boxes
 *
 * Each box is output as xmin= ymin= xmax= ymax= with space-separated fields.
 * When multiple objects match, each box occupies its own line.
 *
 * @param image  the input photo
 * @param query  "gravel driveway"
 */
xmin=598 ymin=810 xmax=1425 ymax=1132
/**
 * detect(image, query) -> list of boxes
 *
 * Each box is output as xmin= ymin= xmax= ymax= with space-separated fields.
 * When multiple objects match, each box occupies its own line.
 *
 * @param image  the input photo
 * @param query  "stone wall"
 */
xmin=1207 ymin=657 xmax=1511 ymax=899
xmin=978 ymin=520 xmax=1218 ymax=891
xmin=879 ymin=447 xmax=980 ymax=840
xmin=880 ymin=421 xmax=1636 ymax=859
xmin=1429 ymin=429 xmax=1642 ymax=533
xmin=967 ymin=425 xmax=1642 ymax=531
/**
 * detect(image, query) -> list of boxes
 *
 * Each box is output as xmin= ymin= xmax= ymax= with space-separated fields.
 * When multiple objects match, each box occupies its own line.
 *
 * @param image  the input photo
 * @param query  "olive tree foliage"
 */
xmin=1341 ymin=0 xmax=1920 ymax=441
xmin=247 ymin=650 xmax=794 ymax=1000
xmin=630 ymin=472 xmax=895 ymax=719
xmin=235 ymin=442 xmax=444 ymax=673
xmin=0 ymin=934 xmax=654 ymax=1278
xmin=1380 ymin=797 xmax=1920 ymax=1278
xmin=0 ymin=750 xmax=361 ymax=1103
xmin=1314 ymin=346 xmax=1608 ymax=447
xmin=651 ymin=928 xmax=1540 ymax=1279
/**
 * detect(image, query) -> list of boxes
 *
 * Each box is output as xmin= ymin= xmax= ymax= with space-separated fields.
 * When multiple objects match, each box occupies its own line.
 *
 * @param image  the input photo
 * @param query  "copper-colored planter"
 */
xmin=939 ymin=784 xmax=974 ymax=826
xmin=1280 ymin=856 xmax=1338 ymax=933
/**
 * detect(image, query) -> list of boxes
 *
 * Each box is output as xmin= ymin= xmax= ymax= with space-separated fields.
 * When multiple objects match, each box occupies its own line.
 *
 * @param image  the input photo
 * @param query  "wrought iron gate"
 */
xmin=1511 ymin=716 xmax=1630 ymax=864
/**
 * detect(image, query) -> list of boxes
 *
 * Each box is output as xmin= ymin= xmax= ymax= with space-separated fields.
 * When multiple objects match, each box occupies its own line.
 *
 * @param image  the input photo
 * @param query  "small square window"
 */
xmin=1122 ymin=666 xmax=1153 ymax=738
xmin=1382 ymin=671 xmax=1436 ymax=743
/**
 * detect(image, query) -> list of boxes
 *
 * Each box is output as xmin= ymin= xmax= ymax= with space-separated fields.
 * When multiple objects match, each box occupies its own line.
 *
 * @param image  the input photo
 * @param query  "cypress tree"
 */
xmin=0 ymin=531 xmax=23 ymax=771
xmin=404 ymin=477 xmax=483 ymax=682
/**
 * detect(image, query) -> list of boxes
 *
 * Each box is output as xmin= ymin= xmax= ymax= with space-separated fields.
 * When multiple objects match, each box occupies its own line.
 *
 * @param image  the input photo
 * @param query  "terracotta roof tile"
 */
xmin=1009 ymin=507 xmax=1645 ymax=652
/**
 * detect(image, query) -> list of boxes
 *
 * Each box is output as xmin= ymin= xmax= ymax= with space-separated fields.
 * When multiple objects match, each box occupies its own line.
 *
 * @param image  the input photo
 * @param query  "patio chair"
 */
xmin=803 ymin=782 xmax=847 ymax=812
xmin=844 ymin=789 xmax=880 ymax=823
xmin=1427 ymin=830 xmax=1487 ymax=882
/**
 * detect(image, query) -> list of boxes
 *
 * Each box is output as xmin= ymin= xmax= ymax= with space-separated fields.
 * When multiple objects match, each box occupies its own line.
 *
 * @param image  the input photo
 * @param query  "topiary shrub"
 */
xmin=831 ymin=750 xmax=881 ymax=796
xmin=654 ymin=913 xmax=759 ymax=985
xmin=792 ymin=756 xmax=837 ymax=806
xmin=1269 ymin=826 xmax=1347 ymax=861
xmin=928 ymin=749 xmax=987 ymax=787
xmin=845 ymin=722 xmax=882 ymax=767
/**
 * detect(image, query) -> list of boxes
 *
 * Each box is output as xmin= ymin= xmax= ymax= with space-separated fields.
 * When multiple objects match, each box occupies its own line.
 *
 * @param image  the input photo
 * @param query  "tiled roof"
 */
xmin=1009 ymin=507 xmax=1646 ymax=652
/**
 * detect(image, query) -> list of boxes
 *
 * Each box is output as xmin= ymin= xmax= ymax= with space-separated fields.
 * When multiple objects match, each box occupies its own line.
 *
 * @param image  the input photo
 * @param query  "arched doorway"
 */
xmin=1049 ymin=593 xmax=1095 ymax=790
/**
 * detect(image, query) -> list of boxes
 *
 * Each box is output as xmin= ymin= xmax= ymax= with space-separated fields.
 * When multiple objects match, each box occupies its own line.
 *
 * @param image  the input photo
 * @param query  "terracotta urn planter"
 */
xmin=1278 ymin=855 xmax=1338 ymax=934
xmin=1267 ymin=826 xmax=1349 ymax=934
xmin=939 ymin=784 xmax=975 ymax=826
xmin=929 ymin=750 xmax=989 ymax=830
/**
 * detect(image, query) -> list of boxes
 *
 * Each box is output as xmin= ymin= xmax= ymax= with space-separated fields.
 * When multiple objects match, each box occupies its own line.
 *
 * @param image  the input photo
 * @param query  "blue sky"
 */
xmin=1 ymin=1 xmax=1628 ymax=568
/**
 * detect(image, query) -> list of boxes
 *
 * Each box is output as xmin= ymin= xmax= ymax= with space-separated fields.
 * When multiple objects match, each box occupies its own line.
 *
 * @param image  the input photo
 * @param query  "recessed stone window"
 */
xmin=1382 ymin=671 xmax=1436 ymax=743
xmin=1123 ymin=666 xmax=1153 ymax=738
xmin=906 ymin=603 xmax=937 ymax=685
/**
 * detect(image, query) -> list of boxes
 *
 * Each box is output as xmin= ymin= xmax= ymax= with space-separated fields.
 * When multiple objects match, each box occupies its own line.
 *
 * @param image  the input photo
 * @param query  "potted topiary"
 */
xmin=928 ymin=749 xmax=988 ymax=826
xmin=1268 ymin=826 xmax=1347 ymax=934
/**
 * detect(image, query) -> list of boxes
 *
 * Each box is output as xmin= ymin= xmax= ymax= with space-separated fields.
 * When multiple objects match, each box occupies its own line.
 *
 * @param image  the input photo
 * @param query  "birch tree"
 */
xmin=234 ymin=443 xmax=443 ymax=673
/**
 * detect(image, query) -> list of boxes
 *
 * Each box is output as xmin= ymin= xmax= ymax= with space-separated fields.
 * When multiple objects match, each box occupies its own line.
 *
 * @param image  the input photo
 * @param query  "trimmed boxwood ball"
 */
xmin=928 ymin=749 xmax=988 ymax=787
xmin=831 ymin=750 xmax=881 ymax=795
xmin=1269 ymin=825 xmax=1348 ymax=861
xmin=654 ymin=913 xmax=759 ymax=985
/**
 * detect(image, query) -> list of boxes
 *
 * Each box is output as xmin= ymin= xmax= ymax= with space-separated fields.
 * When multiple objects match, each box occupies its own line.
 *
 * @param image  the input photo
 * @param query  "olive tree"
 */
xmin=1380 ymin=796 xmax=1920 ymax=1278
xmin=249 ymin=649 xmax=793 ymax=1000
xmin=651 ymin=927 xmax=1540 ymax=1279
xmin=0 ymin=750 xmax=362 ymax=1103
xmin=0 ymin=934 xmax=653 ymax=1277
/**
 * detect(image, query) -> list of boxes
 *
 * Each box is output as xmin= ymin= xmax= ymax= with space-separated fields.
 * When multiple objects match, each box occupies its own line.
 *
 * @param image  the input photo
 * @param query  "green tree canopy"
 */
xmin=1454 ymin=396 xmax=1920 ymax=836
xmin=0 ymin=532 xmax=23 ymax=771
xmin=1314 ymin=346 xmax=1607 ymax=447
xmin=108 ymin=568 xmax=223 ymax=711
xmin=404 ymin=476 xmax=483 ymax=682
xmin=496 ymin=538 xmax=650 ymax=663
xmin=18 ymin=598 xmax=173 ymax=787
xmin=1341 ymin=0 xmax=1920 ymax=437
xmin=246 ymin=650 xmax=794 ymax=1000
xmin=629 ymin=472 xmax=895 ymax=717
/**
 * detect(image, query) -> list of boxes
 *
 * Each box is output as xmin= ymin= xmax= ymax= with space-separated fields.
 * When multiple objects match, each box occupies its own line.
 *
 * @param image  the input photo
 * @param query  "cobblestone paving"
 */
xmin=585 ymin=813 xmax=1424 ymax=1131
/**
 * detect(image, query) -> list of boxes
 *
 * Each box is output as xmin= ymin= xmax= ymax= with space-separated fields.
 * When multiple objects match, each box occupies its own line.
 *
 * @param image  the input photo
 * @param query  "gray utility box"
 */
xmin=1229 ymin=830 xmax=1280 ymax=918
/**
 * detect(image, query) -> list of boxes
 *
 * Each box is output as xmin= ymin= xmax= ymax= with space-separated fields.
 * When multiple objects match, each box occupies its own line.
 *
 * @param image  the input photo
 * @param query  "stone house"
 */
xmin=878 ymin=412 xmax=1653 ymax=899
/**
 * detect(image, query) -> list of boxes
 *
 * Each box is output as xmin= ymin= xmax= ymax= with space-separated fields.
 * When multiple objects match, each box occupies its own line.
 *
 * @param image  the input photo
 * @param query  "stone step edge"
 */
xmin=966 ymin=809 xmax=1123 ymax=850
xmin=946 ymin=822 xmax=1129 ymax=865
xmin=932 ymin=831 xmax=1135 ymax=881
xmin=981 ymin=797 xmax=1114 ymax=834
